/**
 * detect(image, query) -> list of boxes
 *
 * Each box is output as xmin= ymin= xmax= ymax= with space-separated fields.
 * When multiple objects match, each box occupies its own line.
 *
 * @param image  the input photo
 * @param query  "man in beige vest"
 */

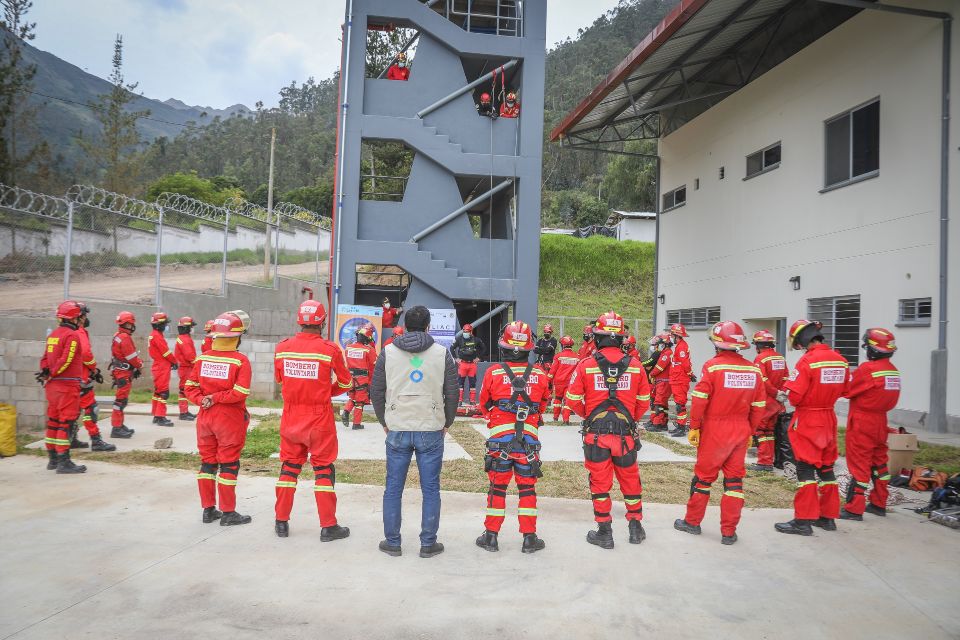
xmin=370 ymin=306 xmax=459 ymax=558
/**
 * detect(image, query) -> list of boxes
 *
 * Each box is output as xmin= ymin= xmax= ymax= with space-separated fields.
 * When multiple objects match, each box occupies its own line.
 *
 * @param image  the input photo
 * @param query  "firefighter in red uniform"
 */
xmin=577 ymin=325 xmax=596 ymax=360
xmin=148 ymin=312 xmax=177 ymax=426
xmin=184 ymin=310 xmax=253 ymax=526
xmin=37 ymin=301 xmax=87 ymax=473
xmin=775 ymin=319 xmax=849 ymax=536
xmin=840 ymin=328 xmax=900 ymax=521
xmin=622 ymin=335 xmax=640 ymax=359
xmin=175 ymin=316 xmax=198 ymax=421
xmin=749 ymin=330 xmax=788 ymax=472
xmin=72 ymin=303 xmax=115 ymax=452
xmin=341 ymin=323 xmax=378 ymax=430
xmin=109 ymin=311 xmax=140 ymax=438
xmin=476 ymin=92 xmax=497 ymax=118
xmin=565 ymin=311 xmax=651 ymax=548
xmin=674 ymin=321 xmax=766 ymax=545
xmin=499 ymin=91 xmax=520 ymax=118
xmin=384 ymin=325 xmax=403 ymax=347
xmin=548 ymin=336 xmax=578 ymax=424
xmin=273 ymin=300 xmax=354 ymax=539
xmin=382 ymin=297 xmax=402 ymax=329
xmin=452 ymin=324 xmax=486 ymax=405
xmin=668 ymin=323 xmax=695 ymax=437
xmin=534 ymin=323 xmax=558 ymax=372
xmin=386 ymin=52 xmax=410 ymax=81
xmin=645 ymin=333 xmax=673 ymax=433
xmin=475 ymin=321 xmax=549 ymax=554
xmin=201 ymin=320 xmax=214 ymax=353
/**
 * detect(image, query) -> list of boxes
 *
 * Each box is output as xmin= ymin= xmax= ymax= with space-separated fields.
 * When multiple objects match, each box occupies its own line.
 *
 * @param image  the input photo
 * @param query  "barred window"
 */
xmin=666 ymin=306 xmax=720 ymax=330
xmin=898 ymin=297 xmax=932 ymax=327
xmin=807 ymin=295 xmax=861 ymax=365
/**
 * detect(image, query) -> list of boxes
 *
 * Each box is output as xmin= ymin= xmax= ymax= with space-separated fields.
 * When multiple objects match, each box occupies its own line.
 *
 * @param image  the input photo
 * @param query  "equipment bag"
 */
xmin=774 ymin=411 xmax=795 ymax=470
xmin=0 ymin=403 xmax=16 ymax=457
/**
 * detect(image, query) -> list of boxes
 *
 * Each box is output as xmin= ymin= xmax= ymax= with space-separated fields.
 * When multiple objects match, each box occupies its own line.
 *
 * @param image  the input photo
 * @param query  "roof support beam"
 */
xmin=815 ymin=0 xmax=949 ymax=20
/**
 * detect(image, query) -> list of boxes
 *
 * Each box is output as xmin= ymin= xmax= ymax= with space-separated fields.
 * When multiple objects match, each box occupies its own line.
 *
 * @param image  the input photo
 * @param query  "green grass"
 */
xmin=839 ymin=427 xmax=959 ymax=474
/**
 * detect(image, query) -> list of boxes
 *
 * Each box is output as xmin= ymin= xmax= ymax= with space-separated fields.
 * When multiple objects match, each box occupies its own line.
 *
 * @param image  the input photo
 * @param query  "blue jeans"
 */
xmin=383 ymin=430 xmax=445 ymax=547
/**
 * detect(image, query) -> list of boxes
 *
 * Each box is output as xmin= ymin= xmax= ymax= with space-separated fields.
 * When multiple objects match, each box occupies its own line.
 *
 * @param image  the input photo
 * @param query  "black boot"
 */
xmin=55 ymin=452 xmax=87 ymax=474
xmin=774 ymin=519 xmax=813 ymax=536
xmin=673 ymin=519 xmax=702 ymax=535
xmin=748 ymin=464 xmax=774 ymax=472
xmin=721 ymin=533 xmax=738 ymax=545
xmin=521 ymin=533 xmax=545 ymax=554
xmin=839 ymin=509 xmax=863 ymax=521
xmin=275 ymin=520 xmax=289 ymax=538
xmin=321 ymin=524 xmax=350 ymax=542
xmin=178 ymin=412 xmax=196 ymax=421
xmin=152 ymin=416 xmax=174 ymax=427
xmin=46 ymin=449 xmax=58 ymax=470
xmin=865 ymin=504 xmax=887 ymax=517
xmin=340 ymin=410 xmax=350 ymax=429
xmin=419 ymin=542 xmax=445 ymax=558
xmin=378 ymin=540 xmax=402 ymax=557
xmin=351 ymin=423 xmax=365 ymax=430
xmin=220 ymin=511 xmax=252 ymax=526
xmin=668 ymin=424 xmax=688 ymax=438
xmin=111 ymin=425 xmax=135 ymax=438
xmin=476 ymin=530 xmax=499 ymax=552
xmin=811 ymin=517 xmax=837 ymax=531
xmin=70 ymin=436 xmax=89 ymax=449
xmin=202 ymin=506 xmax=222 ymax=523
xmin=646 ymin=421 xmax=668 ymax=433
xmin=628 ymin=520 xmax=646 ymax=544
xmin=587 ymin=523 xmax=614 ymax=549
xmin=90 ymin=436 xmax=116 ymax=452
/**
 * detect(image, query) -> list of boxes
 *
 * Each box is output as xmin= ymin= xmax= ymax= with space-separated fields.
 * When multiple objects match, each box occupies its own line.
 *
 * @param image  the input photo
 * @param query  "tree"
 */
xmin=601 ymin=140 xmax=657 ymax=211
xmin=365 ymin=26 xmax=416 ymax=78
xmin=146 ymin=171 xmax=244 ymax=206
xmin=0 ymin=0 xmax=47 ymax=184
xmin=78 ymin=34 xmax=150 ymax=193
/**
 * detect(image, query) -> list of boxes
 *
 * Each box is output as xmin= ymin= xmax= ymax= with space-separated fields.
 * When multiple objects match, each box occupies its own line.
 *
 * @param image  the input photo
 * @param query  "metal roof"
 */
xmin=550 ymin=0 xmax=862 ymax=145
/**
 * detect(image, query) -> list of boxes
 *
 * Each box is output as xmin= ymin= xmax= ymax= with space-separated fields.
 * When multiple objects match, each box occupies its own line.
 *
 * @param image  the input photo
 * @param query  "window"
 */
xmin=898 ymin=297 xmax=932 ymax=327
xmin=746 ymin=142 xmax=781 ymax=179
xmin=666 ymin=306 xmax=720 ymax=330
xmin=662 ymin=185 xmax=686 ymax=212
xmin=807 ymin=295 xmax=861 ymax=365
xmin=824 ymin=99 xmax=879 ymax=190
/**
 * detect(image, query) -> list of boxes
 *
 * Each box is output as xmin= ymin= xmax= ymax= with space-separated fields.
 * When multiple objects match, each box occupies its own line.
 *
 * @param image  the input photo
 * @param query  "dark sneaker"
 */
xmin=774 ymin=519 xmax=814 ymax=536
xmin=865 ymin=504 xmax=887 ymax=517
xmin=521 ymin=533 xmax=546 ymax=554
xmin=90 ymin=436 xmax=116 ymax=452
xmin=202 ymin=507 xmax=222 ymax=523
xmin=178 ymin=413 xmax=196 ymax=421
xmin=586 ymin=524 xmax=614 ymax=549
xmin=70 ymin=437 xmax=89 ymax=449
xmin=320 ymin=524 xmax=350 ymax=542
xmin=721 ymin=533 xmax=738 ymax=545
xmin=674 ymin=519 xmax=702 ymax=535
xmin=111 ymin=426 xmax=135 ymax=438
xmin=379 ymin=540 xmax=402 ymax=557
xmin=748 ymin=464 xmax=774 ymax=472
xmin=220 ymin=511 xmax=252 ymax=526
xmin=811 ymin=517 xmax=837 ymax=531
xmin=275 ymin=520 xmax=289 ymax=537
xmin=153 ymin=417 xmax=174 ymax=427
xmin=476 ymin=530 xmax=499 ymax=552
xmin=419 ymin=542 xmax=445 ymax=558
xmin=839 ymin=509 xmax=863 ymax=521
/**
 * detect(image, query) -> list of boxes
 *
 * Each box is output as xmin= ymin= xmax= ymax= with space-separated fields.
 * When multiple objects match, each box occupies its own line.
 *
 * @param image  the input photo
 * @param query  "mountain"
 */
xmin=22 ymin=39 xmax=251 ymax=166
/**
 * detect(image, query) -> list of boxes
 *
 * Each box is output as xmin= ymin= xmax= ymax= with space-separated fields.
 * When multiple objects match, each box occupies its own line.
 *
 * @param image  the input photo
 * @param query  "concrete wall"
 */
xmin=616 ymin=218 xmax=656 ymax=243
xmin=656 ymin=3 xmax=958 ymax=431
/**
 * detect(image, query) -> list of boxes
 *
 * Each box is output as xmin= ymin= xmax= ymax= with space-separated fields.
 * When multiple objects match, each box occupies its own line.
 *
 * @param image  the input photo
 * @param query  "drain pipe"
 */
xmin=331 ymin=0 xmax=354 ymax=340
xmin=652 ymin=151 xmax=662 ymax=334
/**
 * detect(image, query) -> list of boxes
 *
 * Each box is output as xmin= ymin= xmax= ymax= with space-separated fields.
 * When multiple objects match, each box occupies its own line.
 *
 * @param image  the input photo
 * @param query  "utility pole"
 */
xmin=264 ymin=127 xmax=276 ymax=282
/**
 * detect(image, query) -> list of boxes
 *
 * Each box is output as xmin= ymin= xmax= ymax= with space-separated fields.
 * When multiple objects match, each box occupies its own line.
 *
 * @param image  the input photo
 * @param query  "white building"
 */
xmin=552 ymin=0 xmax=958 ymax=432
xmin=608 ymin=210 xmax=657 ymax=242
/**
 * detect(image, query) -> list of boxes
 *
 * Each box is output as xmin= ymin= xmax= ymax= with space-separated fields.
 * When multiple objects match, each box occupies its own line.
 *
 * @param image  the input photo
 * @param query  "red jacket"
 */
xmin=386 ymin=65 xmax=409 ymax=81
xmin=274 ymin=332 xmax=352 ymax=417
xmin=479 ymin=362 xmax=550 ymax=441
xmin=111 ymin=329 xmax=143 ymax=371
xmin=382 ymin=306 xmax=399 ymax=329
xmin=41 ymin=325 xmax=83 ymax=382
xmin=201 ymin=336 xmax=213 ymax=353
xmin=651 ymin=347 xmax=672 ymax=381
xmin=689 ymin=351 xmax=766 ymax=431
xmin=499 ymin=102 xmax=520 ymax=118
xmin=564 ymin=346 xmax=651 ymax=422
xmin=149 ymin=330 xmax=176 ymax=367
xmin=548 ymin=348 xmax=579 ymax=391
xmin=184 ymin=350 xmax=252 ymax=428
xmin=175 ymin=335 xmax=198 ymax=370
xmin=754 ymin=348 xmax=788 ymax=398
xmin=76 ymin=326 xmax=98 ymax=383
xmin=577 ymin=340 xmax=596 ymax=361
xmin=783 ymin=343 xmax=849 ymax=410
xmin=669 ymin=338 xmax=693 ymax=382
xmin=844 ymin=359 xmax=900 ymax=414
xmin=344 ymin=340 xmax=378 ymax=384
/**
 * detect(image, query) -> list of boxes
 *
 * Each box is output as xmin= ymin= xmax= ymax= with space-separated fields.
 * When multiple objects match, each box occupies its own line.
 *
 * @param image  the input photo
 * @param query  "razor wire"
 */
xmin=156 ymin=192 xmax=231 ymax=296
xmin=0 ymin=182 xmax=71 ymax=221
xmin=275 ymin=201 xmax=329 ymax=288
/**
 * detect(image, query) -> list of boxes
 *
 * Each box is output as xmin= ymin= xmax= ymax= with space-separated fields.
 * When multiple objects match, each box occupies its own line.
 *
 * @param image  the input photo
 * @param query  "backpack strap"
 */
xmin=586 ymin=351 xmax=635 ymax=427
xmin=500 ymin=361 xmax=536 ymax=438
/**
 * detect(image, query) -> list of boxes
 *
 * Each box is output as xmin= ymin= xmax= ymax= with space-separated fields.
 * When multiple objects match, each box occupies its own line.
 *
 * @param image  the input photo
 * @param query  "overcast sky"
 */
xmin=30 ymin=1 xmax=623 ymax=109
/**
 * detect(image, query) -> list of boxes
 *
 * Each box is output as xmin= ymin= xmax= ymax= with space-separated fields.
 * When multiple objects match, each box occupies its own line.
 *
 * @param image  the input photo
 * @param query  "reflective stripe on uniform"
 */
xmin=623 ymin=497 xmax=642 ymax=506
xmin=276 ymin=481 xmax=297 ymax=488
xmin=724 ymin=491 xmax=745 ymax=500
xmin=45 ymin=437 xmax=70 ymax=446
xmin=313 ymin=485 xmax=335 ymax=492
xmin=197 ymin=473 xmax=216 ymax=481
xmin=565 ymin=391 xmax=584 ymax=401
xmin=808 ymin=361 xmax=848 ymax=369
xmin=233 ymin=384 xmax=250 ymax=395
xmin=797 ymin=480 xmax=817 ymax=488
xmin=275 ymin=352 xmax=332 ymax=362
xmin=870 ymin=370 xmax=899 ymax=378
xmin=216 ymin=477 xmax=238 ymax=486
xmin=486 ymin=508 xmax=505 ymax=516
xmin=706 ymin=364 xmax=761 ymax=374
xmin=517 ymin=508 xmax=538 ymax=516
xmin=198 ymin=355 xmax=243 ymax=366
xmin=751 ymin=400 xmax=766 ymax=407
xmin=691 ymin=390 xmax=709 ymax=399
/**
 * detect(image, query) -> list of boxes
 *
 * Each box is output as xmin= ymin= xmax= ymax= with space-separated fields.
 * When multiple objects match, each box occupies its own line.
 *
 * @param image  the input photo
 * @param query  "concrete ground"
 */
xmin=1 ymin=457 xmax=957 ymax=639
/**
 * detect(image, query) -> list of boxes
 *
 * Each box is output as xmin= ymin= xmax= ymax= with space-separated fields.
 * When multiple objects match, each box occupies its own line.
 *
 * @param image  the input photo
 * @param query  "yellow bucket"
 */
xmin=0 ymin=403 xmax=16 ymax=457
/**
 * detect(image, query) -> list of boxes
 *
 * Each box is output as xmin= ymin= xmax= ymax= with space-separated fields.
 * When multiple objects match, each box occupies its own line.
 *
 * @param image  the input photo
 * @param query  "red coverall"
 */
xmin=76 ymin=326 xmax=102 ymax=438
xmin=41 ymin=325 xmax=83 ymax=454
xmin=783 ymin=343 xmax=849 ymax=521
xmin=175 ymin=335 xmax=198 ymax=415
xmin=843 ymin=359 xmax=900 ymax=515
xmin=110 ymin=328 xmax=142 ymax=427
xmin=343 ymin=340 xmax=377 ymax=428
xmin=201 ymin=336 xmax=212 ymax=353
xmin=184 ymin=350 xmax=252 ymax=513
xmin=753 ymin=348 xmax=788 ymax=466
xmin=386 ymin=65 xmax=409 ymax=81
xmin=684 ymin=352 xmax=766 ymax=536
xmin=499 ymin=102 xmax=520 ymax=118
xmin=478 ymin=362 xmax=550 ymax=534
xmin=670 ymin=338 xmax=693 ymax=426
xmin=382 ymin=306 xmax=399 ymax=328
xmin=548 ymin=348 xmax=579 ymax=421
xmin=577 ymin=340 xmax=596 ymax=361
xmin=273 ymin=333 xmax=353 ymax=525
xmin=650 ymin=346 xmax=672 ymax=428
xmin=565 ymin=347 xmax=651 ymax=523
xmin=148 ymin=329 xmax=177 ymax=418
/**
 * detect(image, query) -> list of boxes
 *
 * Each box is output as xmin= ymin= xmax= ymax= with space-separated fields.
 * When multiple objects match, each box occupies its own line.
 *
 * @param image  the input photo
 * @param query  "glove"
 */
xmin=776 ymin=390 xmax=788 ymax=404
xmin=92 ymin=368 xmax=104 ymax=384
xmin=35 ymin=368 xmax=50 ymax=385
xmin=171 ymin=363 xmax=179 ymax=371
xmin=687 ymin=428 xmax=701 ymax=447
xmin=690 ymin=373 xmax=698 ymax=383
xmin=133 ymin=368 xmax=142 ymax=379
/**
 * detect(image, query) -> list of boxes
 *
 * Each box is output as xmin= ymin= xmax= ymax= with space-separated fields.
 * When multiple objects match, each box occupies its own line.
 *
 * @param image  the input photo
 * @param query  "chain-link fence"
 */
xmin=0 ymin=182 xmax=330 ymax=315
xmin=537 ymin=315 xmax=655 ymax=341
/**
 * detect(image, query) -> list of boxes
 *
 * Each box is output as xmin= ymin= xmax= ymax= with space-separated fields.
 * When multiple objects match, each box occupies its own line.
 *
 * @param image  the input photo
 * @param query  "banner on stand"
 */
xmin=335 ymin=304 xmax=383 ymax=349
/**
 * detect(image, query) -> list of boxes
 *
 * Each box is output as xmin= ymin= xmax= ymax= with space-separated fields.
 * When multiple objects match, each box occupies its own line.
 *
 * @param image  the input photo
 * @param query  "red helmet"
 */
xmin=297 ymin=299 xmax=327 ymax=326
xmin=709 ymin=320 xmax=749 ymax=351
xmin=625 ymin=335 xmax=637 ymax=346
xmin=56 ymin=300 xmax=83 ymax=322
xmin=582 ymin=325 xmax=593 ymax=336
xmin=178 ymin=316 xmax=195 ymax=328
xmin=506 ymin=92 xmax=517 ymax=103
xmin=203 ymin=320 xmax=214 ymax=334
xmin=593 ymin=311 xmax=626 ymax=336
xmin=116 ymin=311 xmax=136 ymax=326
xmin=498 ymin=320 xmax=534 ymax=352
xmin=151 ymin=312 xmax=168 ymax=325
xmin=789 ymin=319 xmax=823 ymax=348
xmin=862 ymin=327 xmax=897 ymax=354
xmin=752 ymin=329 xmax=776 ymax=345
xmin=392 ymin=326 xmax=405 ymax=337
xmin=463 ymin=323 xmax=473 ymax=333
xmin=543 ymin=324 xmax=554 ymax=335
xmin=357 ymin=323 xmax=375 ymax=340
xmin=480 ymin=92 xmax=491 ymax=103
xmin=669 ymin=323 xmax=688 ymax=338
xmin=210 ymin=310 xmax=249 ymax=338
xmin=559 ymin=335 xmax=574 ymax=348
